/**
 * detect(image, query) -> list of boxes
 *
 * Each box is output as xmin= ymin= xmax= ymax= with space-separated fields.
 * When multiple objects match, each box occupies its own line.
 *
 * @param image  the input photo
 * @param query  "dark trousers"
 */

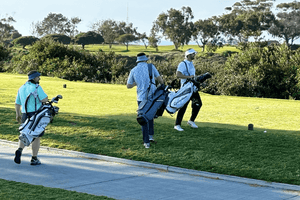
xmin=175 ymin=92 xmax=202 ymax=126
xmin=137 ymin=101 xmax=154 ymax=143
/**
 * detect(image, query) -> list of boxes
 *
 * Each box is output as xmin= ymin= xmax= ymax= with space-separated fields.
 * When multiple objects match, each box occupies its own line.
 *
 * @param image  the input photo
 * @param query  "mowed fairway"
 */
xmin=1 ymin=73 xmax=300 ymax=185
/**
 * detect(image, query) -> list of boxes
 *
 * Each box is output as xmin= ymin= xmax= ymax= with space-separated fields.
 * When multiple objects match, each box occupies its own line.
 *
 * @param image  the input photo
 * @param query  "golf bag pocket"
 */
xmin=19 ymin=106 xmax=51 ymax=146
xmin=166 ymin=81 xmax=194 ymax=114
xmin=137 ymin=85 xmax=168 ymax=126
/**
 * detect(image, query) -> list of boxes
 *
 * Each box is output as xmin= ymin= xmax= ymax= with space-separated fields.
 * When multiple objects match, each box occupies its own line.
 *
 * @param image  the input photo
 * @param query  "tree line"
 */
xmin=1 ymin=0 xmax=300 ymax=50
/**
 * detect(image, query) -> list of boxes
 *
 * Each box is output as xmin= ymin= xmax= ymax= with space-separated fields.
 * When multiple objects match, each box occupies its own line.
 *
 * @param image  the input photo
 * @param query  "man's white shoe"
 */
xmin=144 ymin=143 xmax=150 ymax=148
xmin=187 ymin=120 xmax=198 ymax=128
xmin=174 ymin=125 xmax=184 ymax=131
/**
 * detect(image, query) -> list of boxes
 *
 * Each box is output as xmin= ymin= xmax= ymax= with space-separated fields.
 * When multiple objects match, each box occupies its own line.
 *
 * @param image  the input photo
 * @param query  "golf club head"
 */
xmin=51 ymin=95 xmax=63 ymax=103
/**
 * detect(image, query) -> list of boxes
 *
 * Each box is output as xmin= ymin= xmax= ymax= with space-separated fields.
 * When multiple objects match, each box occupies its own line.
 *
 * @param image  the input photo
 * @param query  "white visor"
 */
xmin=185 ymin=49 xmax=197 ymax=57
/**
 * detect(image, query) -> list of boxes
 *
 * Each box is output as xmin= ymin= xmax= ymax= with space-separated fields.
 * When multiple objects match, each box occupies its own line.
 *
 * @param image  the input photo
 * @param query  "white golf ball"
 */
xmin=264 ymin=130 xmax=267 ymax=133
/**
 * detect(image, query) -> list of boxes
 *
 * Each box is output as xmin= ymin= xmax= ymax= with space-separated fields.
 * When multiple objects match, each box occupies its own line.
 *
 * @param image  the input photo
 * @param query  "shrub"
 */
xmin=211 ymin=43 xmax=300 ymax=99
xmin=0 ymin=45 xmax=10 ymax=72
xmin=5 ymin=38 xmax=121 ymax=83
xmin=3 ymin=40 xmax=299 ymax=99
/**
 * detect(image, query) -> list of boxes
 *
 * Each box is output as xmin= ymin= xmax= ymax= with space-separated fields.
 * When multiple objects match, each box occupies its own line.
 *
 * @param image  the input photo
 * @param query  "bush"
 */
xmin=5 ymin=38 xmax=122 ymax=83
xmin=3 ymin=40 xmax=299 ymax=99
xmin=209 ymin=43 xmax=300 ymax=99
xmin=0 ymin=45 xmax=10 ymax=72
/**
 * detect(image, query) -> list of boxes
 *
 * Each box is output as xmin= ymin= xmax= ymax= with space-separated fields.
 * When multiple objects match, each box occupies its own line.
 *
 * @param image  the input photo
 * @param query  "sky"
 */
xmin=0 ymin=0 xmax=295 ymax=45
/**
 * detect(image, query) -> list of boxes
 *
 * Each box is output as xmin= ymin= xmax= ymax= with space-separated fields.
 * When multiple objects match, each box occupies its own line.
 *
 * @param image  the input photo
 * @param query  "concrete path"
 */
xmin=0 ymin=139 xmax=300 ymax=200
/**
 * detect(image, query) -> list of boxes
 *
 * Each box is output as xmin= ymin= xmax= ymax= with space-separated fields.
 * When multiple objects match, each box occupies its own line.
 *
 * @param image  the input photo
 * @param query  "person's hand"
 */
xmin=16 ymin=115 xmax=22 ymax=124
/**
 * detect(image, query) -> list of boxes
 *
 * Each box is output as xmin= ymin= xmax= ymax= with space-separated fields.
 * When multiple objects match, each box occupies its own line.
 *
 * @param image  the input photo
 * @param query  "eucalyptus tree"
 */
xmin=136 ymin=32 xmax=148 ymax=49
xmin=91 ymin=19 xmax=137 ymax=49
xmin=42 ymin=34 xmax=71 ymax=44
xmin=74 ymin=31 xmax=104 ymax=49
xmin=31 ymin=13 xmax=81 ymax=37
xmin=91 ymin=19 xmax=118 ymax=49
xmin=13 ymin=36 xmax=39 ymax=49
xmin=268 ymin=1 xmax=300 ymax=46
xmin=0 ymin=15 xmax=18 ymax=42
xmin=193 ymin=17 xmax=220 ymax=52
xmin=148 ymin=24 xmax=161 ymax=52
xmin=152 ymin=6 xmax=194 ymax=49
xmin=218 ymin=0 xmax=275 ymax=42
xmin=116 ymin=34 xmax=137 ymax=51
xmin=116 ymin=21 xmax=137 ymax=35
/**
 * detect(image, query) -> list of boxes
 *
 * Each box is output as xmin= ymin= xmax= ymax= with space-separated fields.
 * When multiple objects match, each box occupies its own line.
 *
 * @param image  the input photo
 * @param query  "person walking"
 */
xmin=127 ymin=53 xmax=164 ymax=148
xmin=14 ymin=70 xmax=48 ymax=165
xmin=174 ymin=48 xmax=202 ymax=131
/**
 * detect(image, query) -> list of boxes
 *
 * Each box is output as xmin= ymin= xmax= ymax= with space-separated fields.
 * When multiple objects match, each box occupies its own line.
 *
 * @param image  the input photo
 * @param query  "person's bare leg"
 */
xmin=31 ymin=137 xmax=40 ymax=157
xmin=18 ymin=140 xmax=25 ymax=149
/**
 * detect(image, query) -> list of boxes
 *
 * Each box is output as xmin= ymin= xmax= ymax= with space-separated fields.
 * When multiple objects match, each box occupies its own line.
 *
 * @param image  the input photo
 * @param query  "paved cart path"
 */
xmin=0 ymin=140 xmax=299 ymax=200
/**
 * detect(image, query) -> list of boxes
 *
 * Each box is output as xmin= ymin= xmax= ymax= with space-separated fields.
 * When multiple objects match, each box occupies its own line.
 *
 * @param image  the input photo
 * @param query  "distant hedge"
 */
xmin=4 ymin=38 xmax=124 ymax=82
xmin=3 ymin=39 xmax=300 ymax=99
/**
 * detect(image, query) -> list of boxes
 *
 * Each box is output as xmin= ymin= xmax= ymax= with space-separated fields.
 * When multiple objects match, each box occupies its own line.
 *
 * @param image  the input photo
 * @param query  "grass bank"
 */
xmin=0 ymin=179 xmax=114 ymax=200
xmin=0 ymin=73 xmax=299 ymax=185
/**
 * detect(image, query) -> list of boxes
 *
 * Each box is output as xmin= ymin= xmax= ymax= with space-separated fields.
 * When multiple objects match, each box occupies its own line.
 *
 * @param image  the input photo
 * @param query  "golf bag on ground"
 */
xmin=165 ymin=72 xmax=212 ymax=114
xmin=19 ymin=92 xmax=62 ymax=146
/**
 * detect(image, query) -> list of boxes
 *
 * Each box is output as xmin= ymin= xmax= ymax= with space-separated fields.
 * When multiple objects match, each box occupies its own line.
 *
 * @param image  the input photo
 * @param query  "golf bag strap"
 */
xmin=24 ymin=84 xmax=41 ymax=115
xmin=148 ymin=64 xmax=154 ymax=84
xmin=146 ymin=64 xmax=155 ymax=99
xmin=182 ymin=61 xmax=192 ymax=87
xmin=183 ymin=61 xmax=190 ymax=76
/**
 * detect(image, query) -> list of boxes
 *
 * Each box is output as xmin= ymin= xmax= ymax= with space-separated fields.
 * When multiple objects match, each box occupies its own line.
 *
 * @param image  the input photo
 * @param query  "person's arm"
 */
xmin=37 ymin=86 xmax=48 ymax=103
xmin=176 ymin=71 xmax=194 ymax=79
xmin=156 ymin=76 xmax=164 ymax=85
xmin=127 ymin=82 xmax=136 ymax=89
xmin=41 ymin=96 xmax=48 ymax=103
xmin=15 ymin=103 xmax=22 ymax=123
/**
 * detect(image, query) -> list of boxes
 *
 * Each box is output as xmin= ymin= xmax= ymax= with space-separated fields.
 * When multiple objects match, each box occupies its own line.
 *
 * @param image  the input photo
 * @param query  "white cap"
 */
xmin=185 ymin=48 xmax=197 ymax=57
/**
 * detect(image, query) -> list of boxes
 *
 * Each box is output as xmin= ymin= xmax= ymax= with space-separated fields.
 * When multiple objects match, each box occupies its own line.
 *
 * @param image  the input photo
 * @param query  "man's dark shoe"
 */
xmin=14 ymin=150 xmax=22 ymax=164
xmin=30 ymin=158 xmax=41 ymax=165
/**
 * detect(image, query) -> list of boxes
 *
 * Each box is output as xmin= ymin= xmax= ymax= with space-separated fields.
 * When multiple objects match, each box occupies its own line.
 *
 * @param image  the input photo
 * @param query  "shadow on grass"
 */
xmin=1 ymin=106 xmax=300 ymax=185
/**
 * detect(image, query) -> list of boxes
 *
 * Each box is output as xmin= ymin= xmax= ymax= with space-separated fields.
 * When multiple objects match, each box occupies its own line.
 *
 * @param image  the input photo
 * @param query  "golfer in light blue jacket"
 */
xmin=127 ymin=53 xmax=164 ymax=148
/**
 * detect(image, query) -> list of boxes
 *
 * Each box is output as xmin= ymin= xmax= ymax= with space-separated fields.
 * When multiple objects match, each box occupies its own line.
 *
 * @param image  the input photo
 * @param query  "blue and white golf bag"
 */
xmin=19 ymin=90 xmax=62 ymax=146
xmin=19 ymin=105 xmax=52 ymax=146
xmin=137 ymin=84 xmax=169 ymax=126
xmin=165 ymin=81 xmax=195 ymax=114
xmin=165 ymin=72 xmax=212 ymax=114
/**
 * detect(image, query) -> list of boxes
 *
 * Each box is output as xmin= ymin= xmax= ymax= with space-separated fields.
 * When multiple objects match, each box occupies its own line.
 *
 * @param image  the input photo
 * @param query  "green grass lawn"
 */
xmin=83 ymin=44 xmax=240 ymax=56
xmin=0 ymin=179 xmax=114 ymax=200
xmin=1 ymin=73 xmax=300 ymax=187
xmin=15 ymin=43 xmax=240 ymax=56
xmin=15 ymin=43 xmax=237 ymax=56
